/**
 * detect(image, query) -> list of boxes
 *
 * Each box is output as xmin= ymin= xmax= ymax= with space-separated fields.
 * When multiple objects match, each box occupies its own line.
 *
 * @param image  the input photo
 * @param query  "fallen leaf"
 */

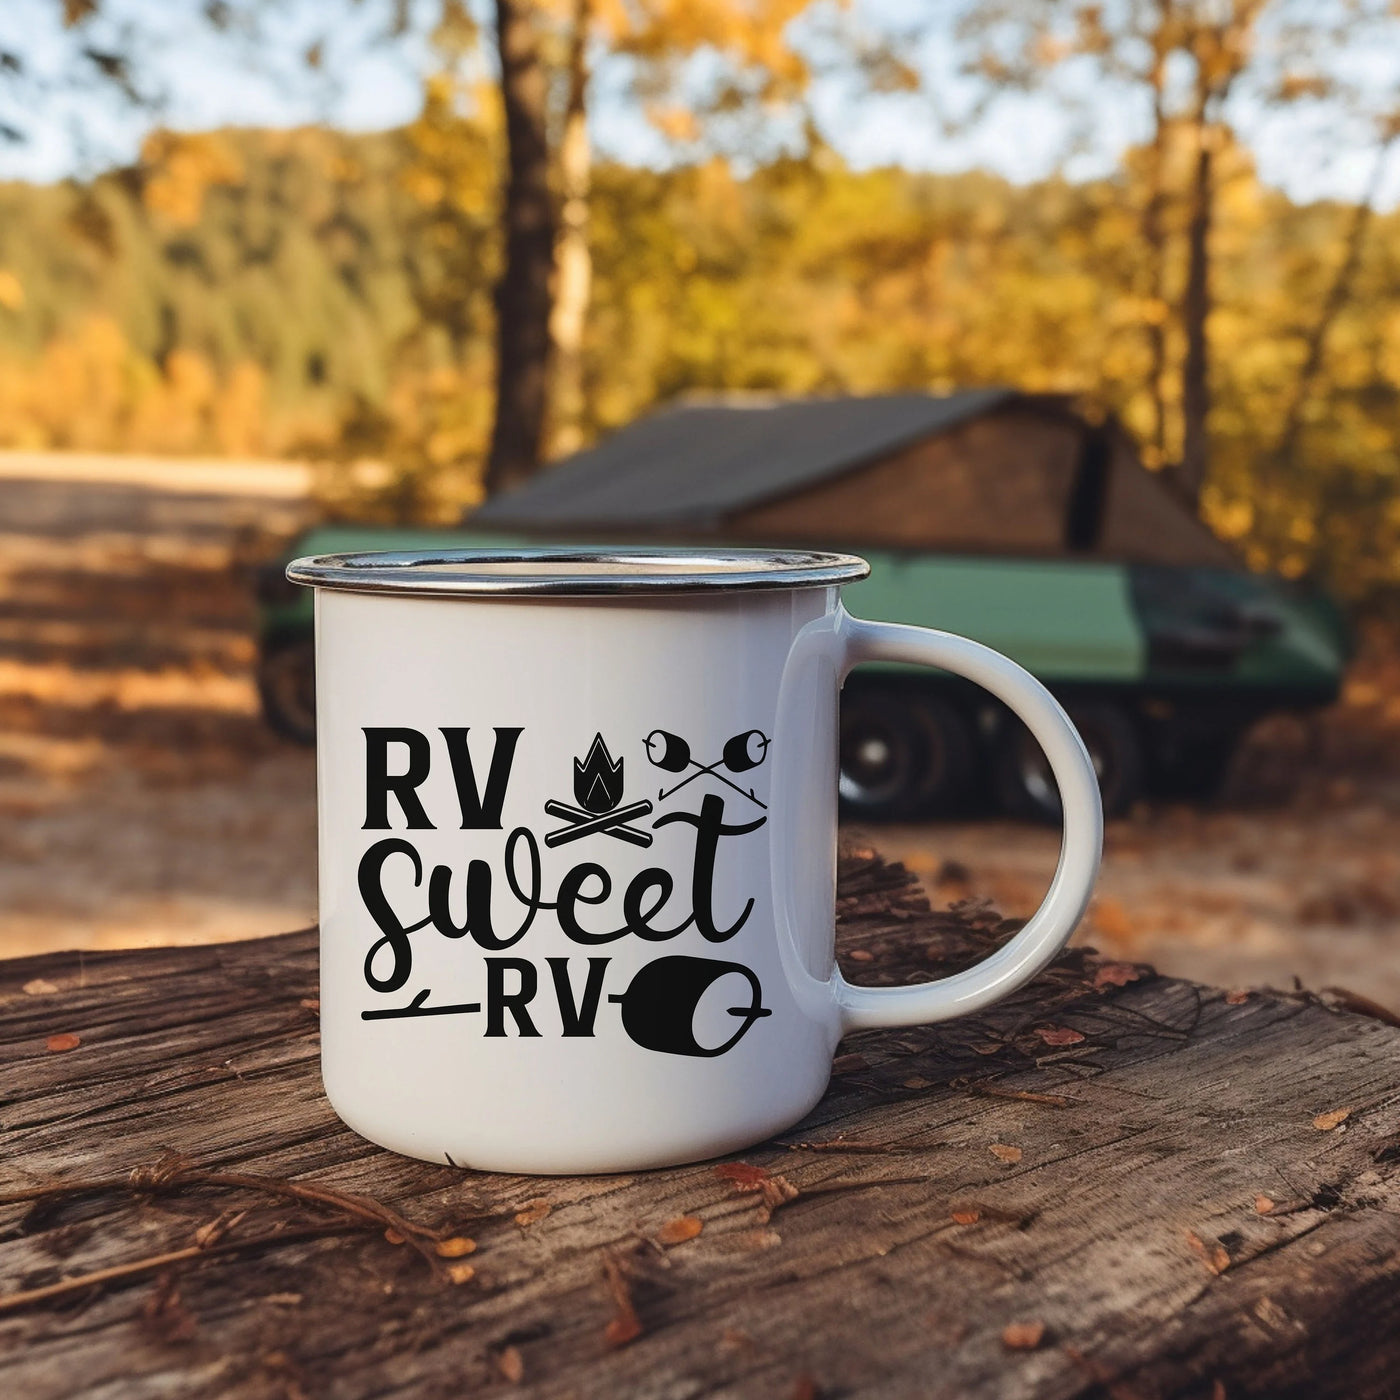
xmin=23 ymin=978 xmax=58 ymax=996
xmin=1034 ymin=1025 xmax=1085 ymax=1046
xmin=45 ymin=1033 xmax=80 ymax=1052
xmin=383 ymin=1227 xmax=406 ymax=1245
xmin=1254 ymin=1194 xmax=1275 ymax=1215
xmin=846 ymin=948 xmax=874 ymax=963
xmin=434 ymin=1236 xmax=476 ymax=1258
xmin=714 ymin=1163 xmax=799 ymax=1220
xmin=514 ymin=1197 xmax=552 ymax=1226
xmin=951 ymin=1209 xmax=981 ymax=1225
xmin=445 ymin=1261 xmax=475 ymax=1285
xmin=972 ymin=1042 xmax=1004 ymax=1056
xmin=495 ymin=1345 xmax=524 ymax=1384
xmin=902 ymin=1076 xmax=933 ymax=1089
xmin=989 ymin=1144 xmax=1022 ymax=1164
xmin=299 ymin=998 xmax=320 ymax=1012
xmin=1313 ymin=1108 xmax=1351 ymax=1131
xmin=602 ymin=1254 xmax=642 ymax=1348
xmin=1185 ymin=1230 xmax=1230 ymax=1275
xmin=1001 ymin=1320 xmax=1046 ymax=1350
xmin=714 ymin=1162 xmax=772 ymax=1188
xmin=1092 ymin=962 xmax=1142 ymax=989
xmin=1224 ymin=989 xmax=1250 ymax=1005
xmin=655 ymin=1215 xmax=703 ymax=1246
xmin=738 ymin=1228 xmax=783 ymax=1250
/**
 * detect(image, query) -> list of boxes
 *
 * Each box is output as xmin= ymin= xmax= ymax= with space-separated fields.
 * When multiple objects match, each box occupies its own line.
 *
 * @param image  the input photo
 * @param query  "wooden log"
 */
xmin=1 ymin=850 xmax=1398 ymax=1399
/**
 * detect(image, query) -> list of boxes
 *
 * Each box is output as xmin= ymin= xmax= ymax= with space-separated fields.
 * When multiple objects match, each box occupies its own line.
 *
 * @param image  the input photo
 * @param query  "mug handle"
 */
xmin=812 ymin=611 xmax=1103 ymax=1034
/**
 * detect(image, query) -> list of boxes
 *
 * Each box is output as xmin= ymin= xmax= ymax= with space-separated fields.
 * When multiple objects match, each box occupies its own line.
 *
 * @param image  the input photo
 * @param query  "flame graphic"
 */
xmin=574 ymin=733 xmax=624 ymax=812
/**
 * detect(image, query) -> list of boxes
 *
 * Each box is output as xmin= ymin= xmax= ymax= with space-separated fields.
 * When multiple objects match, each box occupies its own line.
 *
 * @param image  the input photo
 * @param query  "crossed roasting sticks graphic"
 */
xmin=645 ymin=728 xmax=770 ymax=810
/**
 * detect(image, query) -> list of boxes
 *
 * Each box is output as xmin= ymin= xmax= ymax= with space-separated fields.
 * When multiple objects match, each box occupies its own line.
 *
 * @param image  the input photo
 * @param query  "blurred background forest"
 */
xmin=2 ymin=0 xmax=1400 ymax=599
xmin=3 ymin=0 xmax=1400 ymax=999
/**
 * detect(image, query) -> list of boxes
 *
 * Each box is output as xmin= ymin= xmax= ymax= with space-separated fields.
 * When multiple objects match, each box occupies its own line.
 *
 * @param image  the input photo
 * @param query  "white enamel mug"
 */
xmin=287 ymin=547 xmax=1102 ymax=1174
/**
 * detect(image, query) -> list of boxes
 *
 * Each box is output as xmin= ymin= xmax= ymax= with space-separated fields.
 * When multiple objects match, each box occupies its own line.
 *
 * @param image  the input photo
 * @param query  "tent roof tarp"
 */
xmin=472 ymin=389 xmax=1017 ymax=528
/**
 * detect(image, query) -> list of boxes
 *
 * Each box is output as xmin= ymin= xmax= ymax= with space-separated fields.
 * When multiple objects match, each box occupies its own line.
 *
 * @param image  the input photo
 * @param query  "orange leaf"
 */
xmin=495 ymin=1345 xmax=524 ymax=1384
xmin=434 ymin=1236 xmax=476 ymax=1258
xmin=989 ymin=1143 xmax=1022 ymax=1164
xmin=1254 ymin=1195 xmax=1275 ymax=1215
xmin=951 ymin=1209 xmax=981 ymax=1225
xmin=1185 ymin=1230 xmax=1229 ymax=1275
xmin=45 ymin=1033 xmax=80 ymax=1052
xmin=655 ymin=1215 xmax=703 ymax=1246
xmin=846 ymin=948 xmax=874 ymax=963
xmin=383 ymin=1227 xmax=406 ymax=1245
xmin=603 ymin=1254 xmax=642 ymax=1349
xmin=1092 ymin=962 xmax=1142 ymax=989
xmin=1034 ymin=1025 xmax=1085 ymax=1046
xmin=514 ymin=1197 xmax=552 ymax=1226
xmin=1225 ymin=989 xmax=1250 ymax=1005
xmin=1001 ymin=1320 xmax=1046 ymax=1350
xmin=445 ymin=1261 xmax=475 ymax=1285
xmin=714 ymin=1162 xmax=770 ymax=1188
xmin=1313 ymin=1108 xmax=1351 ymax=1131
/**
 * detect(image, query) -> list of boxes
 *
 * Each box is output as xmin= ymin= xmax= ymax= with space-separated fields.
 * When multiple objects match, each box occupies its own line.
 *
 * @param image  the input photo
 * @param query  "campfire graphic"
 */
xmin=544 ymin=734 xmax=654 ymax=848
xmin=645 ymin=728 xmax=770 ymax=810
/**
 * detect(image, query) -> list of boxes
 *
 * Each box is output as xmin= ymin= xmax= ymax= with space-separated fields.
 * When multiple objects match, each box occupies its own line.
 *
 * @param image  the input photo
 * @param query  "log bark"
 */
xmin=485 ymin=0 xmax=555 ymax=497
xmin=3 ymin=851 xmax=1399 ymax=1398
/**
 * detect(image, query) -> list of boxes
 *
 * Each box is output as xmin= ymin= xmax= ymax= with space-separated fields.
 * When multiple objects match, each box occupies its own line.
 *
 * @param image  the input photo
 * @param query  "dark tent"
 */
xmin=472 ymin=389 xmax=1236 ymax=568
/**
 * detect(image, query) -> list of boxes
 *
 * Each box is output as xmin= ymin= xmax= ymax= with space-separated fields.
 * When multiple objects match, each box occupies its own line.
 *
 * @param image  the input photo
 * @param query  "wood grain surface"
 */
xmin=2 ymin=851 xmax=1398 ymax=1399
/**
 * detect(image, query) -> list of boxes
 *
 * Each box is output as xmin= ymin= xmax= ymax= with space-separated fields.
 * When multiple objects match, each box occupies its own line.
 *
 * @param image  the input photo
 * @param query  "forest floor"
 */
xmin=3 ymin=452 xmax=1399 ymax=1011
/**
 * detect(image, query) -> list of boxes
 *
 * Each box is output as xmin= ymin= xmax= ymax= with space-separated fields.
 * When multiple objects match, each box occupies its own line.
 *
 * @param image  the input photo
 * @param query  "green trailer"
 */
xmin=257 ymin=391 xmax=1350 ymax=819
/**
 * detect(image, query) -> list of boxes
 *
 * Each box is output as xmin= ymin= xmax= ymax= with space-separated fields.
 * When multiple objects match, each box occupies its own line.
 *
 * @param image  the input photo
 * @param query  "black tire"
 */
xmin=1152 ymin=731 xmax=1240 ymax=801
xmin=839 ymin=690 xmax=974 ymax=821
xmin=908 ymin=694 xmax=977 ymax=817
xmin=994 ymin=701 xmax=1143 ymax=822
xmin=257 ymin=637 xmax=317 ymax=745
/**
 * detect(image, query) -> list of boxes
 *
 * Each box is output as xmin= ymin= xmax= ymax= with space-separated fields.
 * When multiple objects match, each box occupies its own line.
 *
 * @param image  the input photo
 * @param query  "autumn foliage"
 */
xmin=0 ymin=114 xmax=1398 ymax=595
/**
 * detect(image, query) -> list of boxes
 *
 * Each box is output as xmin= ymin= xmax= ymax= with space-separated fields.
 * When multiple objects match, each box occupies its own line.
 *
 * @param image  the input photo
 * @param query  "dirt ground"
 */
xmin=3 ymin=453 xmax=1400 ymax=1011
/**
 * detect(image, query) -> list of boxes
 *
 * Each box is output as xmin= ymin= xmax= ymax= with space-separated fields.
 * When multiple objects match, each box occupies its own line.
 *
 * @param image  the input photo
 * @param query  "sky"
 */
xmin=1 ymin=0 xmax=1397 ymax=209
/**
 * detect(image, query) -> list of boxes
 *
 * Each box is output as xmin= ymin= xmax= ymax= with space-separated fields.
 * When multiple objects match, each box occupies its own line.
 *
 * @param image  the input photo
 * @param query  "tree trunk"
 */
xmin=1178 ymin=111 xmax=1213 ymax=509
xmin=1141 ymin=12 xmax=1172 ymax=467
xmin=549 ymin=0 xmax=592 ymax=460
xmin=485 ymin=0 xmax=555 ymax=497
xmin=1276 ymin=130 xmax=1397 ymax=471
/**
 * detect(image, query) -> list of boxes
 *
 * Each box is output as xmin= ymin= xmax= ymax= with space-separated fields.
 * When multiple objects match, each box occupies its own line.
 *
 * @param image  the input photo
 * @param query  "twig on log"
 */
xmin=776 ymin=1139 xmax=914 ymax=1154
xmin=0 ymin=1153 xmax=479 ymax=1269
xmin=0 ymin=1221 xmax=359 ymax=1316
xmin=961 ymin=1081 xmax=1076 ymax=1108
